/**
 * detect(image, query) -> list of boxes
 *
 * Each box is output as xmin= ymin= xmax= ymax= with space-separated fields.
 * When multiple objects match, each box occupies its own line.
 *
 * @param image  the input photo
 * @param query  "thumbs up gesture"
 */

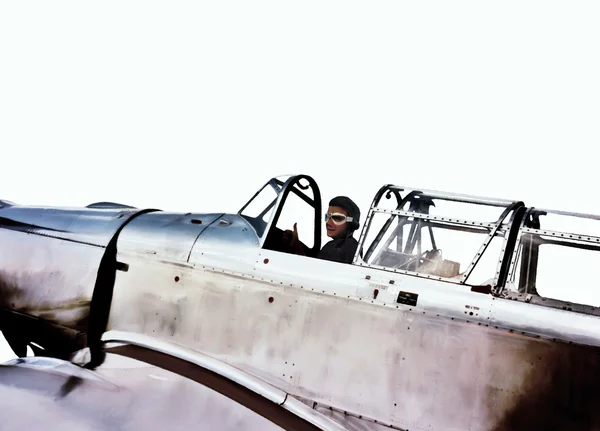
xmin=283 ymin=223 xmax=305 ymax=255
xmin=283 ymin=223 xmax=298 ymax=243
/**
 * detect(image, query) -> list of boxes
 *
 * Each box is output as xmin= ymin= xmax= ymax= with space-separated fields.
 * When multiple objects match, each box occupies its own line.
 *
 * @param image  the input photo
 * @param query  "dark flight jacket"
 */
xmin=317 ymin=235 xmax=359 ymax=264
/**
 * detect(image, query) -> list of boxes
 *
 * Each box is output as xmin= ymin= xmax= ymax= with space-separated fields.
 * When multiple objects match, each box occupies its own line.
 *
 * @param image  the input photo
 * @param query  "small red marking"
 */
xmin=268 ymin=296 xmax=274 ymax=303
xmin=174 ymin=276 xmax=180 ymax=282
xmin=264 ymin=258 xmax=269 ymax=264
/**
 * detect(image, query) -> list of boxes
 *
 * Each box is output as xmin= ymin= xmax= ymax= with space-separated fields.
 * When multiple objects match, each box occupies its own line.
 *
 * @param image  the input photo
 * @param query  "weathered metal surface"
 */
xmin=3 ymin=173 xmax=600 ymax=430
xmin=101 ymin=330 xmax=348 ymax=431
xmin=0 ymin=204 xmax=157 ymax=357
xmin=105 ymin=247 xmax=600 ymax=430
xmin=0 ymin=350 xmax=346 ymax=430
xmin=0 ymin=229 xmax=101 ymax=330
xmin=0 ymin=205 xmax=140 ymax=246
xmin=0 ymin=204 xmax=149 ymax=325
xmin=115 ymin=211 xmax=224 ymax=263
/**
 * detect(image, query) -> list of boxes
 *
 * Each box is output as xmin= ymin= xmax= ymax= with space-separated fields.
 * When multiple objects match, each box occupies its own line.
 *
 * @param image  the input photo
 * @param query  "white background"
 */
xmin=1 ymin=1 xmax=599 ymax=361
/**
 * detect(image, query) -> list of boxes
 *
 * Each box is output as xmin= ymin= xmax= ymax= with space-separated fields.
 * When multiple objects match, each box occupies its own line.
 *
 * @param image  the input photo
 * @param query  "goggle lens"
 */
xmin=324 ymin=212 xmax=353 ymax=225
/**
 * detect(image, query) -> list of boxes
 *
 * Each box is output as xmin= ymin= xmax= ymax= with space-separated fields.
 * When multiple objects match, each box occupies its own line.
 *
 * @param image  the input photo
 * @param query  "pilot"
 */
xmin=284 ymin=196 xmax=361 ymax=264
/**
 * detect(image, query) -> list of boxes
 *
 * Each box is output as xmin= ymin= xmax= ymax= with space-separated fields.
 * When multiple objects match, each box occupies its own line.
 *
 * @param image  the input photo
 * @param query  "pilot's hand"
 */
xmin=283 ymin=223 xmax=299 ymax=244
xmin=283 ymin=223 xmax=304 ymax=255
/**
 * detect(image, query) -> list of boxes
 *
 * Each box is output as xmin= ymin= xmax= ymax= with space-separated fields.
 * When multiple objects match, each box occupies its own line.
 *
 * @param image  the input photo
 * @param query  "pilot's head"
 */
xmin=325 ymin=196 xmax=360 ymax=239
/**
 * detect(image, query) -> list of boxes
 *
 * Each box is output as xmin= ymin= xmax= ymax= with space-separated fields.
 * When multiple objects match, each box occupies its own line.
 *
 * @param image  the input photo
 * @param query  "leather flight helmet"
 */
xmin=329 ymin=196 xmax=360 ymax=232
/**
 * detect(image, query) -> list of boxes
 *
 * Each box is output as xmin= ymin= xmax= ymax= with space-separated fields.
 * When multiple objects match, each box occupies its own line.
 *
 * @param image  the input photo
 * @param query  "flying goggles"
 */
xmin=324 ymin=212 xmax=353 ymax=225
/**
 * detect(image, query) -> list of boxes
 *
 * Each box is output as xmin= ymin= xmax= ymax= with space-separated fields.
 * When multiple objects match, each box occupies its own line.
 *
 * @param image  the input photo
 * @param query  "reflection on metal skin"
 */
xmin=0 ymin=351 xmax=346 ymax=430
xmin=102 ymin=330 xmax=287 ymax=404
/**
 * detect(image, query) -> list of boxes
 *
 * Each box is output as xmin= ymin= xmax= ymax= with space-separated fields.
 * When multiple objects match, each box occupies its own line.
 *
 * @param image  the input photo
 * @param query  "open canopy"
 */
xmin=237 ymin=173 xmax=600 ymax=310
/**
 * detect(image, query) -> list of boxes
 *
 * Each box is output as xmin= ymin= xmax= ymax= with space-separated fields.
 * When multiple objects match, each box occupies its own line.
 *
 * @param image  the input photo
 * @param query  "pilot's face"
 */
xmin=325 ymin=205 xmax=349 ymax=239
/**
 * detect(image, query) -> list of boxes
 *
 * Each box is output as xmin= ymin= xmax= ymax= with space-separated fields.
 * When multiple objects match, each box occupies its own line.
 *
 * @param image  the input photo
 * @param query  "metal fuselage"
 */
xmin=2 ymin=174 xmax=600 ymax=431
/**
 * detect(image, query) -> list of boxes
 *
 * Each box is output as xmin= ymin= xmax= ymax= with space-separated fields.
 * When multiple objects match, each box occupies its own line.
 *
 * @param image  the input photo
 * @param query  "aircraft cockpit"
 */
xmin=237 ymin=175 xmax=600 ymax=311
xmin=238 ymin=175 xmax=527 ymax=290
xmin=355 ymin=184 xmax=524 ymax=287
xmin=501 ymin=207 xmax=600 ymax=309
xmin=238 ymin=175 xmax=322 ymax=257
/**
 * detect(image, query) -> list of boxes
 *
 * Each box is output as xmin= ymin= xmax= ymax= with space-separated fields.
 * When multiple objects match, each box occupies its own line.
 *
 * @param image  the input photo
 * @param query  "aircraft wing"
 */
xmin=0 ymin=330 xmax=350 ymax=431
